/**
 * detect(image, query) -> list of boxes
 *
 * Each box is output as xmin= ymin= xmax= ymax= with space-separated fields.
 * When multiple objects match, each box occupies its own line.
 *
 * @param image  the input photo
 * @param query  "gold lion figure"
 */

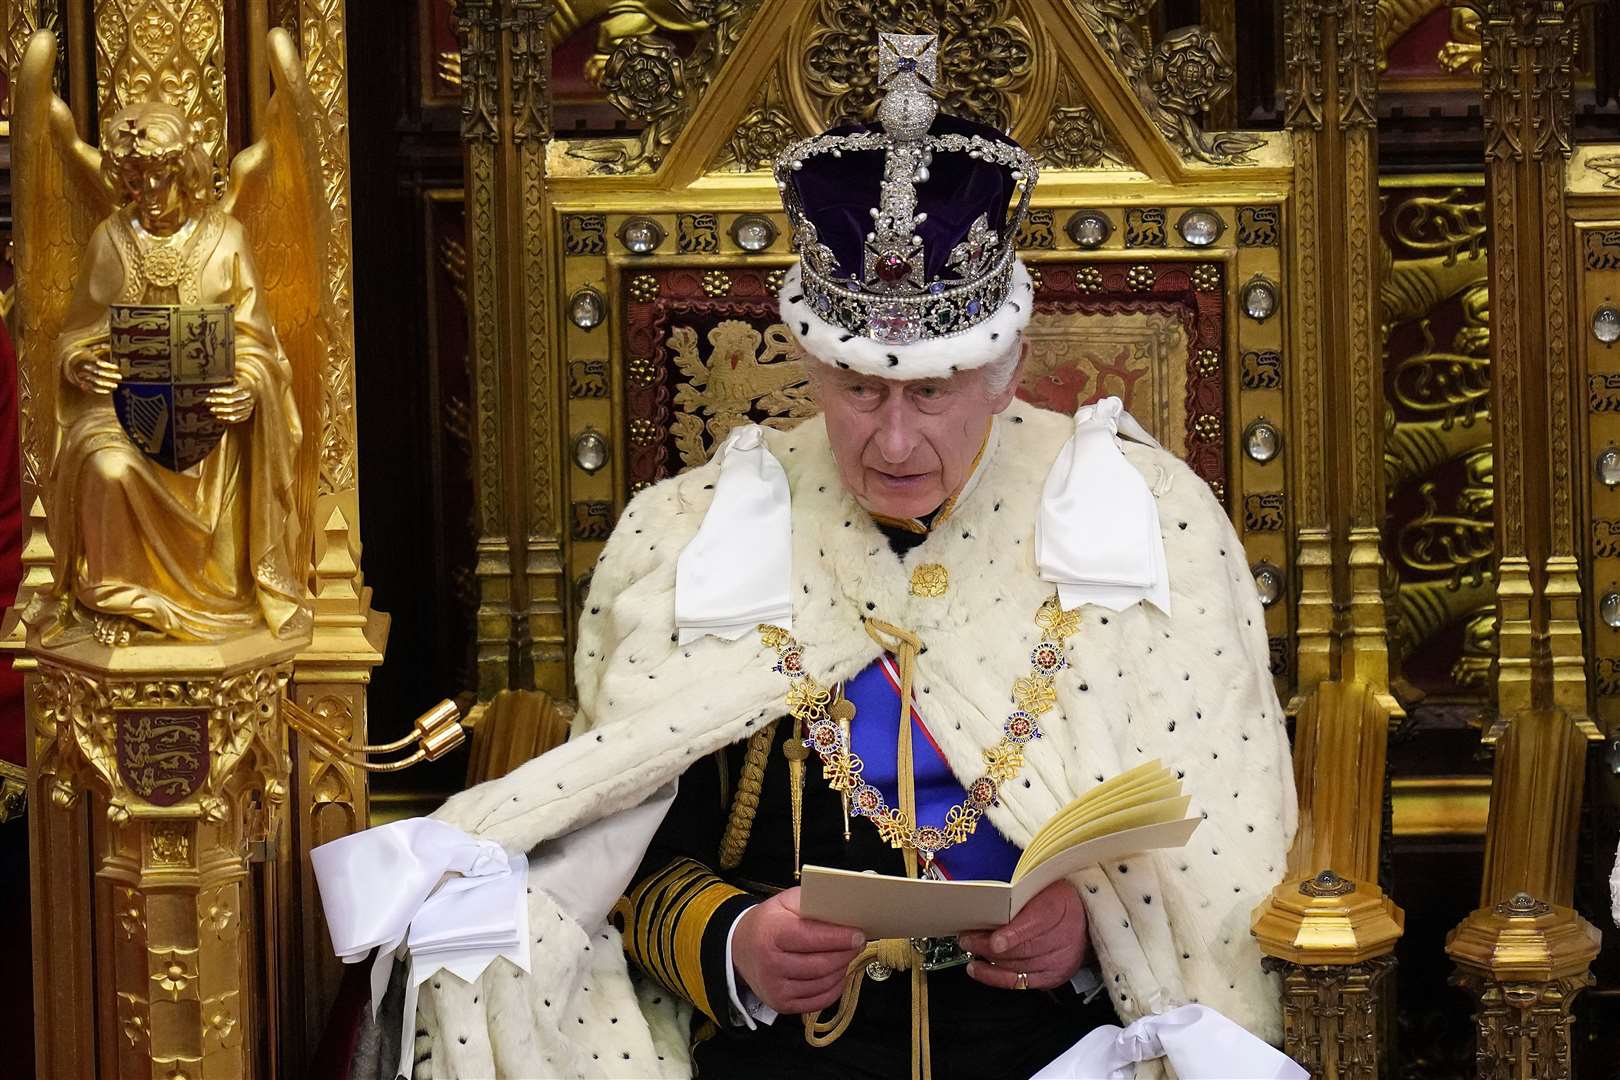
xmin=13 ymin=29 xmax=331 ymax=647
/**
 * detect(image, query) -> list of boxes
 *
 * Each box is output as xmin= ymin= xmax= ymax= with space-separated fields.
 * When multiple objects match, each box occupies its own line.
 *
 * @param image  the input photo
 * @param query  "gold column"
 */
xmin=4 ymin=1 xmax=63 ymax=520
xmin=1445 ymin=5 xmax=1602 ymax=1066
xmin=27 ymin=685 xmax=98 ymax=1080
xmin=30 ymin=637 xmax=301 ymax=1080
xmin=282 ymin=0 xmax=387 ymax=1061
xmin=1253 ymin=4 xmax=1404 ymax=1076
xmin=512 ymin=2 xmax=566 ymax=700
xmin=457 ymin=0 xmax=509 ymax=697
xmin=285 ymin=505 xmax=385 ymax=1064
xmin=456 ymin=1 xmax=562 ymax=699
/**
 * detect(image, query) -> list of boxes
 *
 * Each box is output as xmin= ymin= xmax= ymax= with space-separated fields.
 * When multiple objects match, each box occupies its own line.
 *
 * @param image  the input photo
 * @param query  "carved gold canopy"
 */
xmin=490 ymin=4 xmax=1298 ymax=709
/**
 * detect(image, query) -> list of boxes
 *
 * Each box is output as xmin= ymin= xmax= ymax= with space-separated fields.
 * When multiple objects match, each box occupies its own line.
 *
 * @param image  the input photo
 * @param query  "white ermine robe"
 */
xmin=410 ymin=399 xmax=1297 ymax=1078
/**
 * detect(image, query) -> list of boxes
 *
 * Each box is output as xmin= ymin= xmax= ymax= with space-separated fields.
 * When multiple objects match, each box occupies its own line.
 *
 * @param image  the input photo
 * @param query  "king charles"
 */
xmin=316 ymin=34 xmax=1300 ymax=1080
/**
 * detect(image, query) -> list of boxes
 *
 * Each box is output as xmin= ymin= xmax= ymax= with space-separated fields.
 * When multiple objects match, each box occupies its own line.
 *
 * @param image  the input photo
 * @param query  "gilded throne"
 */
xmin=5 ymin=0 xmax=1620 ymax=1076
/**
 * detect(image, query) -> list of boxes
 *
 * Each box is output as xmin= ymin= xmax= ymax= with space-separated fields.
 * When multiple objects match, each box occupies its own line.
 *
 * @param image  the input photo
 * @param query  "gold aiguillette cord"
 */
xmin=872 ymin=620 xmax=932 ymax=1080
xmin=803 ymin=624 xmax=932 ymax=1080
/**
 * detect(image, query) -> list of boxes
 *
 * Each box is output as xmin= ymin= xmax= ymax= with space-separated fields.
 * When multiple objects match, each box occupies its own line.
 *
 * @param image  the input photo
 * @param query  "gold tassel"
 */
xmin=785 ymin=716 xmax=808 ymax=878
xmin=718 ymin=720 xmax=777 ymax=870
xmin=831 ymin=689 xmax=856 ymax=842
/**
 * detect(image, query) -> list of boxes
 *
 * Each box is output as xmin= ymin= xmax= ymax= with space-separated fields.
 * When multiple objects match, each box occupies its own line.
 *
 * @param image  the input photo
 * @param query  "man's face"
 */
xmin=122 ymin=155 xmax=187 ymax=235
xmin=810 ymin=351 xmax=1021 ymax=520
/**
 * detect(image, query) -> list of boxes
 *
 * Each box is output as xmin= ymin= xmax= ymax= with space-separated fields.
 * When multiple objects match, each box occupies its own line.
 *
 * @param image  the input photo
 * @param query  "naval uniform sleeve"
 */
xmin=615 ymin=746 xmax=758 ymax=1027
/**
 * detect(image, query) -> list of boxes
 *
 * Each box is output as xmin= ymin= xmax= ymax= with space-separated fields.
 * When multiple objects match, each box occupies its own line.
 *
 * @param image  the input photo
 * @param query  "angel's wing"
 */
xmin=11 ymin=30 xmax=115 ymax=486
xmin=224 ymin=27 xmax=330 ymax=571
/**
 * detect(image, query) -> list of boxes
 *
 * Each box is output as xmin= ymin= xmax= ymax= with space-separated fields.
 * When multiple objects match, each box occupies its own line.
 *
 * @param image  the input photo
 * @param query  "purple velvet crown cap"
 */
xmin=786 ymin=112 xmax=1021 ymax=286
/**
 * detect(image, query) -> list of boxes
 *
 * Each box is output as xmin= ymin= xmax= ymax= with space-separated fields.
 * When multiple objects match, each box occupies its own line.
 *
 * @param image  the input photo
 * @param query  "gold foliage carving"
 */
xmin=1449 ymin=972 xmax=1590 ymax=1080
xmin=93 ymin=0 xmax=229 ymax=175
xmin=35 ymin=662 xmax=290 ymax=823
xmin=521 ymin=144 xmax=556 ymax=537
xmin=201 ymin=990 xmax=242 ymax=1047
xmin=295 ymin=0 xmax=362 ymax=496
xmin=788 ymin=0 xmax=1039 ymax=135
xmin=1036 ymin=65 xmax=1125 ymax=170
xmin=565 ymin=1 xmax=761 ymax=174
xmin=1266 ymin=955 xmax=1395 ymax=1080
xmin=510 ymin=2 xmax=551 ymax=141
xmin=149 ymin=820 xmax=191 ymax=865
xmin=668 ymin=320 xmax=812 ymax=468
xmin=455 ymin=2 xmax=501 ymax=142
xmin=1080 ymin=2 xmax=1259 ymax=164
xmin=467 ymin=147 xmax=503 ymax=535
xmin=117 ymin=991 xmax=150 ymax=1050
xmin=150 ymin=945 xmax=201 ymax=1001
xmin=599 ymin=33 xmax=686 ymax=122
xmin=714 ymin=70 xmax=801 ymax=172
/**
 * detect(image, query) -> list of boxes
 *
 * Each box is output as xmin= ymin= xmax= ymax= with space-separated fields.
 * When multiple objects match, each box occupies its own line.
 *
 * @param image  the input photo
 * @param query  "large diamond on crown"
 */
xmin=869 ymin=303 xmax=922 ymax=345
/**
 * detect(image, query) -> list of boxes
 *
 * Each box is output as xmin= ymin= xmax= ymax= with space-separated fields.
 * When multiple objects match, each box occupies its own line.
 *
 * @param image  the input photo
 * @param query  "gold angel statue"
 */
xmin=12 ymin=28 xmax=330 ymax=646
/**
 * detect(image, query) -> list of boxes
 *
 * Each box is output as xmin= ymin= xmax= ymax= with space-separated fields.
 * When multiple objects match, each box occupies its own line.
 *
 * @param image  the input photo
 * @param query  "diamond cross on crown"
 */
xmin=878 ymin=33 xmax=938 ymax=89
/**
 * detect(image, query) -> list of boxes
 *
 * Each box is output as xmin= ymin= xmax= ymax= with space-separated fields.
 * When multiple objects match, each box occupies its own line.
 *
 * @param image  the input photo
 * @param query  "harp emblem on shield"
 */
xmin=109 ymin=304 xmax=236 ymax=472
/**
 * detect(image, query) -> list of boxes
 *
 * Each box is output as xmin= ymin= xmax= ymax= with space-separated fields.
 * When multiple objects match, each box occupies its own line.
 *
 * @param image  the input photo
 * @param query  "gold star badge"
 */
xmin=910 ymin=563 xmax=949 ymax=598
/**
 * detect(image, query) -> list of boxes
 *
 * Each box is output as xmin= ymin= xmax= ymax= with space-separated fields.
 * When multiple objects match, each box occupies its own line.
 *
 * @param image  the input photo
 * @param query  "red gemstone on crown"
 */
xmin=877 ymin=253 xmax=911 ymax=283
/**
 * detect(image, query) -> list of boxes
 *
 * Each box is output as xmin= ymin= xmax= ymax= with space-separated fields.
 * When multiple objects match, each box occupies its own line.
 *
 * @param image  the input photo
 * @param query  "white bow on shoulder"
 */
xmin=1036 ymin=396 xmax=1171 ymax=616
xmin=675 ymin=423 xmax=794 ymax=644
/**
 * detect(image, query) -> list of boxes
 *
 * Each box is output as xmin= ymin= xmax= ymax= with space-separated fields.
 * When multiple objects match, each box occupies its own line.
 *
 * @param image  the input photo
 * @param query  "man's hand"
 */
xmin=958 ymin=880 xmax=1090 ymax=991
xmin=731 ymin=886 xmax=865 ymax=1015
xmin=206 ymin=381 xmax=255 ymax=424
xmin=69 ymin=347 xmax=122 ymax=395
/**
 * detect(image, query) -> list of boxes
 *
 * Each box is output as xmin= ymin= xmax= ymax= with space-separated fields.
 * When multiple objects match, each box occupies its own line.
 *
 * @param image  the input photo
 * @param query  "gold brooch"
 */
xmin=910 ymin=563 xmax=948 ymax=598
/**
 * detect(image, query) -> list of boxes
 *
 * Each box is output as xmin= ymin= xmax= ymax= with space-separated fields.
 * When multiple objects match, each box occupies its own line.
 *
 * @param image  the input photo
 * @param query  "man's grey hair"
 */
xmin=981 ymin=335 xmax=1023 ymax=396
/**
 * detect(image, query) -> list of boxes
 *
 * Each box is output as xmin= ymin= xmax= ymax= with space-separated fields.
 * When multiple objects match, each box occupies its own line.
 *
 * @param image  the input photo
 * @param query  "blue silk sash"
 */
xmin=843 ymin=656 xmax=1022 ymax=882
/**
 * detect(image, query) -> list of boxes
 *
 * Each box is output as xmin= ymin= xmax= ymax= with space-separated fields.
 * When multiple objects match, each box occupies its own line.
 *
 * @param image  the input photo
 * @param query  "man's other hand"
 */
xmin=731 ymin=886 xmax=865 ymax=1015
xmin=958 ymin=880 xmax=1090 ymax=991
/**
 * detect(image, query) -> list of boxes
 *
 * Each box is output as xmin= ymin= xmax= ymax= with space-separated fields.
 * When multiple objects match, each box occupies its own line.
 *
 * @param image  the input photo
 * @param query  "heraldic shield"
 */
xmin=110 ymin=303 xmax=236 ymax=471
xmin=114 ymin=707 xmax=210 ymax=806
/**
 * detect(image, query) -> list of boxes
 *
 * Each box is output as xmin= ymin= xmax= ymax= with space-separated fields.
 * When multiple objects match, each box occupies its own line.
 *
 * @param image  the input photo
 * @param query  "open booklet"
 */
xmin=800 ymin=760 xmax=1201 ymax=939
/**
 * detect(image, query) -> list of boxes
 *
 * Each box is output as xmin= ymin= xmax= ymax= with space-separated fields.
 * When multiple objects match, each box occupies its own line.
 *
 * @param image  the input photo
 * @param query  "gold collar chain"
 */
xmin=758 ymin=594 xmax=1080 ymax=866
